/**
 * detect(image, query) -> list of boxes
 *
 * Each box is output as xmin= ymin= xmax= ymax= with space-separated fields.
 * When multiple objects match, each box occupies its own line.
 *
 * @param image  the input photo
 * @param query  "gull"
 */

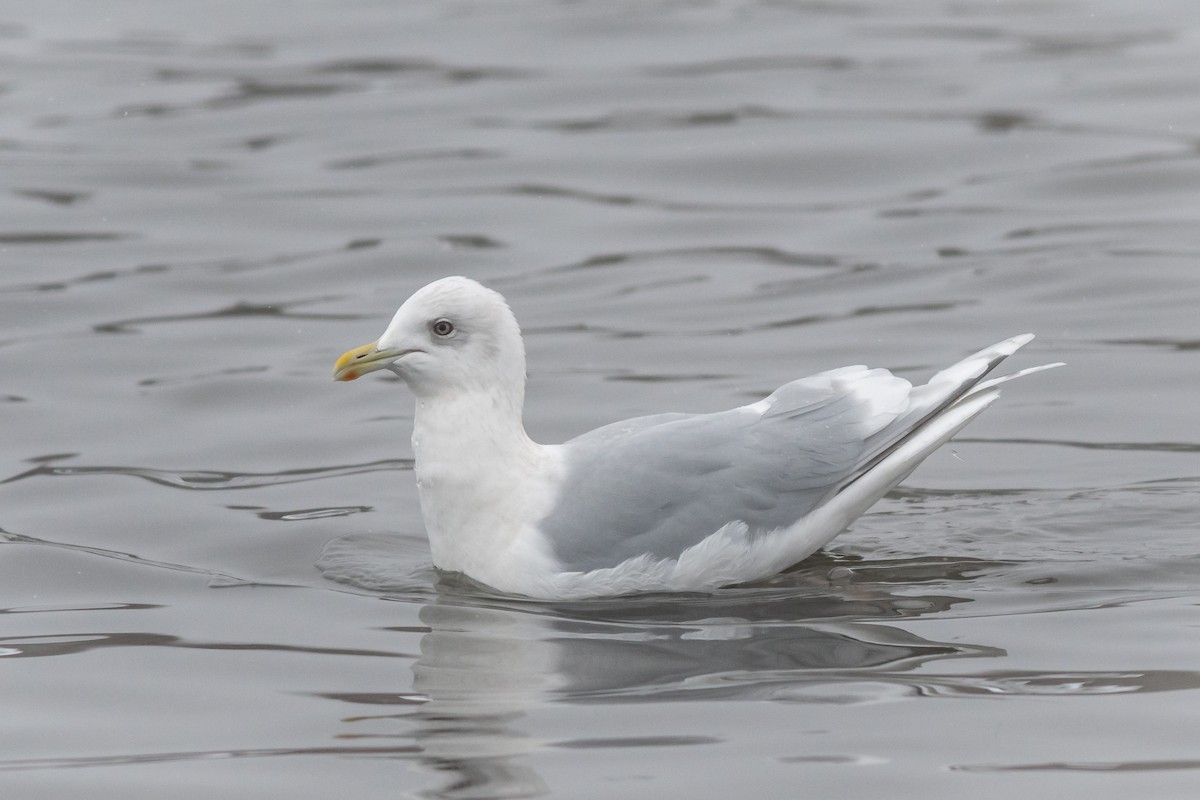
xmin=334 ymin=276 xmax=1058 ymax=600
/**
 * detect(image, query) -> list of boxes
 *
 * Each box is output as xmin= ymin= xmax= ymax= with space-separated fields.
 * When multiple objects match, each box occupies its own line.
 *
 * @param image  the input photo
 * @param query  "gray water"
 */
xmin=3 ymin=1 xmax=1199 ymax=797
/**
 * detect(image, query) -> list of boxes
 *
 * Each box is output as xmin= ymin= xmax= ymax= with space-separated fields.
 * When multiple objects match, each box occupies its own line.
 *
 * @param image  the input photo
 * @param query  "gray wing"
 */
xmin=540 ymin=371 xmax=897 ymax=571
xmin=538 ymin=334 xmax=1049 ymax=573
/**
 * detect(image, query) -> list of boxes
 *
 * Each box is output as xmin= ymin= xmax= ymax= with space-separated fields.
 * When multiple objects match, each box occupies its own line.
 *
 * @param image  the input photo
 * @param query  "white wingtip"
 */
xmin=969 ymin=333 xmax=1034 ymax=361
xmin=966 ymin=360 xmax=1064 ymax=397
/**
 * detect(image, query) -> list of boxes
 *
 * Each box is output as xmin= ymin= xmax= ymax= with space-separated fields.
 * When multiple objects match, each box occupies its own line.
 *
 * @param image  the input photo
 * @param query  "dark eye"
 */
xmin=430 ymin=318 xmax=455 ymax=338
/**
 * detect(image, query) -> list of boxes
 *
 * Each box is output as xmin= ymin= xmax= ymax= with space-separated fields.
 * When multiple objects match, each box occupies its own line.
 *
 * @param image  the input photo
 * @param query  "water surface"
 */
xmin=3 ymin=1 xmax=1199 ymax=798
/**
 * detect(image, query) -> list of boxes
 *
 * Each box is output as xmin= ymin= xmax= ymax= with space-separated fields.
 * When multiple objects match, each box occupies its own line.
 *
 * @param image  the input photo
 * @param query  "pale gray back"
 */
xmin=540 ymin=377 xmax=882 ymax=571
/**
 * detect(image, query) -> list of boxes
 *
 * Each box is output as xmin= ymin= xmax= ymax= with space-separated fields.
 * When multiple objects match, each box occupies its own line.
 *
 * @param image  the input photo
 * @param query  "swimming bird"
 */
xmin=334 ymin=276 xmax=1058 ymax=600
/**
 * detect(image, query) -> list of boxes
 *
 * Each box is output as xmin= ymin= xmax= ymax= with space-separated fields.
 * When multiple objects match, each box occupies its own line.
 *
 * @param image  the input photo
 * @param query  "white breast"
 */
xmin=411 ymin=398 xmax=566 ymax=594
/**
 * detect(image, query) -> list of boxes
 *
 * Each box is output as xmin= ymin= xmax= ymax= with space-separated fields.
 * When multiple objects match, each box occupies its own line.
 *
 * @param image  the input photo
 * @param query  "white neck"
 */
xmin=410 ymin=388 xmax=555 ymax=578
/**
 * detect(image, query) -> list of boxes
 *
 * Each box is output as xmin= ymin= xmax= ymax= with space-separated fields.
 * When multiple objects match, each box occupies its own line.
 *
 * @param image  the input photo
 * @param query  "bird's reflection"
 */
xmin=409 ymin=603 xmax=555 ymax=799
xmin=399 ymin=556 xmax=1000 ymax=799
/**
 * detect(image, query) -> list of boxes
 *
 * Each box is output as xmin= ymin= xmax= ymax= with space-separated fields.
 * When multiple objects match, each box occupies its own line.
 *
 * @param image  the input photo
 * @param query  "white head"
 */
xmin=333 ymin=276 xmax=526 ymax=404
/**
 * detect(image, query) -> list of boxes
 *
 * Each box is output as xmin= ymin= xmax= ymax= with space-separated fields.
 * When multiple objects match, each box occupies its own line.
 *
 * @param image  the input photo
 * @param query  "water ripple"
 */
xmin=534 ymin=104 xmax=787 ymax=133
xmin=119 ymin=56 xmax=534 ymax=116
xmin=2 ymin=459 xmax=411 ymax=491
xmin=885 ymin=669 xmax=1200 ymax=698
xmin=639 ymin=666 xmax=1200 ymax=705
xmin=1101 ymin=337 xmax=1200 ymax=352
xmin=255 ymin=506 xmax=372 ymax=521
xmin=13 ymin=188 xmax=92 ymax=206
xmin=0 ymin=631 xmax=410 ymax=660
xmin=93 ymin=297 xmax=357 ymax=334
xmin=0 ymin=744 xmax=421 ymax=772
xmin=0 ymin=528 xmax=246 ymax=585
xmin=437 ymin=182 xmax=834 ymax=213
xmin=0 ymin=231 xmax=126 ymax=244
xmin=548 ymin=245 xmax=844 ymax=272
xmin=643 ymin=55 xmax=858 ymax=78
xmin=577 ymin=299 xmax=971 ymax=339
xmin=0 ymin=602 xmax=161 ymax=615
xmin=315 ymin=57 xmax=535 ymax=83
xmin=0 ymin=239 xmax=379 ymax=295
xmin=956 ymin=437 xmax=1200 ymax=454
xmin=553 ymin=735 xmax=718 ymax=749
xmin=325 ymin=147 xmax=501 ymax=170
xmin=954 ymin=758 xmax=1200 ymax=774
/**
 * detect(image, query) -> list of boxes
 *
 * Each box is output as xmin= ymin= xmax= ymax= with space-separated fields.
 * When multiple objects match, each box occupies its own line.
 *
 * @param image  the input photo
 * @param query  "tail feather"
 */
xmin=838 ymin=334 xmax=1059 ymax=495
xmin=965 ymin=361 xmax=1065 ymax=398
